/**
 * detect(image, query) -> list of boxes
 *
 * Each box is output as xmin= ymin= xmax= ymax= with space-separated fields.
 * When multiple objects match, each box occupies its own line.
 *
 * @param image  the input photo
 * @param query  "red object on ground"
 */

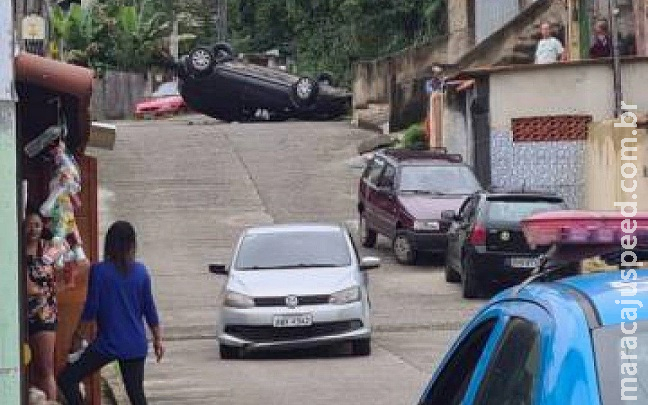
xmin=135 ymin=95 xmax=186 ymax=118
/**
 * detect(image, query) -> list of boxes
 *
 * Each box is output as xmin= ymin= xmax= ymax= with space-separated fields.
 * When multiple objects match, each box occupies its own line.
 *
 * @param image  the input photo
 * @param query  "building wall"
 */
xmin=584 ymin=120 xmax=648 ymax=210
xmin=489 ymin=61 xmax=648 ymax=128
xmin=475 ymin=0 xmax=519 ymax=43
xmin=487 ymin=60 xmax=648 ymax=208
xmin=491 ymin=132 xmax=587 ymax=207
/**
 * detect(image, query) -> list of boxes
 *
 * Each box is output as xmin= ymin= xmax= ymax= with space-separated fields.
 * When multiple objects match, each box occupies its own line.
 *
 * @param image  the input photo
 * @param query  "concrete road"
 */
xmin=91 ymin=117 xmax=484 ymax=405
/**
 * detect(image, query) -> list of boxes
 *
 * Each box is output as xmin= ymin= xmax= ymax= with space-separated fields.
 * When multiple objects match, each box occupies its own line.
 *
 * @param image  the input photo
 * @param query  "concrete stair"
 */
xmin=354 ymin=103 xmax=391 ymax=134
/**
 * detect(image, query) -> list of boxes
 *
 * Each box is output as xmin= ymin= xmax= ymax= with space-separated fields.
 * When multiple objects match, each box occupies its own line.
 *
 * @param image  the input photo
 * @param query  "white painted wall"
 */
xmin=489 ymin=61 xmax=648 ymax=130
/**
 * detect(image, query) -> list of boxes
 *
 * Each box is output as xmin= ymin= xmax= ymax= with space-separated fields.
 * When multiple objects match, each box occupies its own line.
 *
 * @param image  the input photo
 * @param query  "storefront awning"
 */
xmin=14 ymin=52 xmax=94 ymax=153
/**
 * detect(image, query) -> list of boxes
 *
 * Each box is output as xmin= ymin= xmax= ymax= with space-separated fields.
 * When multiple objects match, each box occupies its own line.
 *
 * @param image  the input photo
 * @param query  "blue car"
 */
xmin=417 ymin=270 xmax=648 ymax=404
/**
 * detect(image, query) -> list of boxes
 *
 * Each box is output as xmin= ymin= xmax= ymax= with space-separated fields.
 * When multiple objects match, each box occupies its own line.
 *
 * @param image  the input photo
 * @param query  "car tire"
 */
xmin=187 ymin=47 xmax=214 ymax=77
xmin=219 ymin=344 xmax=240 ymax=360
xmin=316 ymin=72 xmax=335 ymax=86
xmin=461 ymin=254 xmax=481 ymax=299
xmin=213 ymin=42 xmax=234 ymax=58
xmin=393 ymin=232 xmax=417 ymax=265
xmin=359 ymin=215 xmax=377 ymax=248
xmin=445 ymin=261 xmax=461 ymax=283
xmin=292 ymin=77 xmax=319 ymax=107
xmin=352 ymin=338 xmax=371 ymax=356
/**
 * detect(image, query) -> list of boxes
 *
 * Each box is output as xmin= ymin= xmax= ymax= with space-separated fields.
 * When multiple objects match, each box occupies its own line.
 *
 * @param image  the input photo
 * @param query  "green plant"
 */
xmin=400 ymin=123 xmax=427 ymax=149
xmin=50 ymin=0 xmax=172 ymax=72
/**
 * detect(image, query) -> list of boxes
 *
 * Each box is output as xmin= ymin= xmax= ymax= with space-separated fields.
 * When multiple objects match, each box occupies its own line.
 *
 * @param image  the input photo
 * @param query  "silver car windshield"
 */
xmin=593 ymin=321 xmax=648 ymax=404
xmin=235 ymin=231 xmax=352 ymax=270
xmin=399 ymin=165 xmax=481 ymax=195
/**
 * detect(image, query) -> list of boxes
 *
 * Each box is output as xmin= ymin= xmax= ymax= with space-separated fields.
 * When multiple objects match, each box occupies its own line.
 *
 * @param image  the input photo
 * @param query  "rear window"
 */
xmin=235 ymin=230 xmax=352 ymax=270
xmin=398 ymin=165 xmax=481 ymax=195
xmin=486 ymin=200 xmax=564 ymax=223
xmin=593 ymin=322 xmax=648 ymax=404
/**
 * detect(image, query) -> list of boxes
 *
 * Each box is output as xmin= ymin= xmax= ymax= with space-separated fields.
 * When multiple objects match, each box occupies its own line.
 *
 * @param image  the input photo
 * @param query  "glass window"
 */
xmin=476 ymin=317 xmax=541 ymax=405
xmin=593 ymin=321 xmax=648 ymax=404
xmin=420 ymin=319 xmax=497 ymax=405
xmin=378 ymin=164 xmax=396 ymax=188
xmin=367 ymin=158 xmax=386 ymax=185
xmin=235 ymin=230 xmax=352 ymax=270
xmin=399 ymin=165 xmax=482 ymax=195
xmin=152 ymin=82 xmax=179 ymax=97
xmin=486 ymin=199 xmax=564 ymax=223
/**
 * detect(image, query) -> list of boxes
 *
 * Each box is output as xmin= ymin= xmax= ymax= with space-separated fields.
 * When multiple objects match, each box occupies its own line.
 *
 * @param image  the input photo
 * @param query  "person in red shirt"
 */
xmin=590 ymin=20 xmax=612 ymax=58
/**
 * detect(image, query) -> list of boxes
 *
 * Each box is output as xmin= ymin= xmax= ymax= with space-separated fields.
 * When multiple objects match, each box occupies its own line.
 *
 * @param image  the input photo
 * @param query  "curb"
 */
xmin=101 ymin=363 xmax=129 ymax=405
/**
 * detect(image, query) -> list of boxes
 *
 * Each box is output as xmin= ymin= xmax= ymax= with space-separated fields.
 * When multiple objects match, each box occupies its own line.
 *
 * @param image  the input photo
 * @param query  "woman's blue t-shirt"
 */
xmin=81 ymin=261 xmax=160 ymax=360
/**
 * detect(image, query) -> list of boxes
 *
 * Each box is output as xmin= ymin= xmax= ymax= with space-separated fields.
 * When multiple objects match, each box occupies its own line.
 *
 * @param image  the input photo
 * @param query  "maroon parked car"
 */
xmin=358 ymin=148 xmax=483 ymax=265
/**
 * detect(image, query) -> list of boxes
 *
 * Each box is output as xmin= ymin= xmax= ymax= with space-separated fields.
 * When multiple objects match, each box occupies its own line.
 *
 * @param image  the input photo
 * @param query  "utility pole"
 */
xmin=0 ymin=0 xmax=23 ymax=403
xmin=609 ymin=0 xmax=623 ymax=117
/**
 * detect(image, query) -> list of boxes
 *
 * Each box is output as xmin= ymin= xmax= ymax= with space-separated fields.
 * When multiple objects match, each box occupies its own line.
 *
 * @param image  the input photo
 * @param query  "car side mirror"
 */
xmin=441 ymin=210 xmax=458 ymax=222
xmin=360 ymin=257 xmax=381 ymax=270
xmin=208 ymin=264 xmax=229 ymax=275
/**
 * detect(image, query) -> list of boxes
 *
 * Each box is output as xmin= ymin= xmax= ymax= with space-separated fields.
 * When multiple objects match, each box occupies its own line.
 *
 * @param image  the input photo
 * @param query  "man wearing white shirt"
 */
xmin=535 ymin=22 xmax=565 ymax=64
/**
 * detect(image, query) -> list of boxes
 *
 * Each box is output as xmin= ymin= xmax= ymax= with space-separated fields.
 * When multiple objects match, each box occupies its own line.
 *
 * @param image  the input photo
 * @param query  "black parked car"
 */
xmin=177 ymin=43 xmax=351 ymax=122
xmin=442 ymin=191 xmax=580 ymax=298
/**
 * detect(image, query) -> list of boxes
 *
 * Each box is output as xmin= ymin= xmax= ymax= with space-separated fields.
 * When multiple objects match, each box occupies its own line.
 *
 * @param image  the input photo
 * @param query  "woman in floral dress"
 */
xmin=25 ymin=211 xmax=58 ymax=400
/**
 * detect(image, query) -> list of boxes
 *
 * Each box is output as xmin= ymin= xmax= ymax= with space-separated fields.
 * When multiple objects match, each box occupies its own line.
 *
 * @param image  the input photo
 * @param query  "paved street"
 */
xmin=91 ymin=117 xmax=484 ymax=405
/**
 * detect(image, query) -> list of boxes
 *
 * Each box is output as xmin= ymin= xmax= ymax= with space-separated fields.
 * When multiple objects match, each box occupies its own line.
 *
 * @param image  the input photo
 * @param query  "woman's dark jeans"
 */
xmin=58 ymin=345 xmax=147 ymax=405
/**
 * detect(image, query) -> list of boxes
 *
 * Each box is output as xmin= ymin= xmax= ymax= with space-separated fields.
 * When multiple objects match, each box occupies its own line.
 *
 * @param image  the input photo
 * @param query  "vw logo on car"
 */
xmin=285 ymin=295 xmax=299 ymax=308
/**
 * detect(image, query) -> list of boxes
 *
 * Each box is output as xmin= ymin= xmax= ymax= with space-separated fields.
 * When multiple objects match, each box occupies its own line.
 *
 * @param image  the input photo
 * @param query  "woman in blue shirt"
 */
xmin=58 ymin=221 xmax=164 ymax=405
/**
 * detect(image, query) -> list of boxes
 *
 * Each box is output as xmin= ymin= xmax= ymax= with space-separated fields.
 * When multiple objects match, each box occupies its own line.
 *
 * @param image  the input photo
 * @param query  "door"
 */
xmin=56 ymin=156 xmax=101 ymax=404
xmin=447 ymin=195 xmax=478 ymax=272
xmin=418 ymin=312 xmax=508 ymax=405
xmin=466 ymin=301 xmax=553 ymax=404
xmin=361 ymin=157 xmax=387 ymax=233
xmin=371 ymin=163 xmax=398 ymax=237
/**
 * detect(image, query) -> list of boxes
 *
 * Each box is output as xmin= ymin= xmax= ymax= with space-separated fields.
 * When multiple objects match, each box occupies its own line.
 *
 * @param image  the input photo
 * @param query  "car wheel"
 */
xmin=359 ymin=215 xmax=377 ymax=248
xmin=393 ymin=233 xmax=417 ymax=265
xmin=213 ymin=42 xmax=234 ymax=58
xmin=445 ymin=260 xmax=461 ymax=283
xmin=187 ymin=47 xmax=214 ymax=76
xmin=219 ymin=344 xmax=240 ymax=360
xmin=461 ymin=254 xmax=481 ymax=299
xmin=352 ymin=338 xmax=371 ymax=356
xmin=316 ymin=72 xmax=335 ymax=86
xmin=292 ymin=77 xmax=319 ymax=106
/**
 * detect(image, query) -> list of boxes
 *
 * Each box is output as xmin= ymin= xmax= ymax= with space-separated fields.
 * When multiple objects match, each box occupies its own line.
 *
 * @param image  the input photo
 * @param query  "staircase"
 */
xmin=497 ymin=22 xmax=566 ymax=66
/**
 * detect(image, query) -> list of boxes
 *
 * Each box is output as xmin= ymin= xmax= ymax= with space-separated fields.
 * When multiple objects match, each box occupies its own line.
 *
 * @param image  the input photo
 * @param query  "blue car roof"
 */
xmin=558 ymin=269 xmax=648 ymax=327
xmin=494 ymin=269 xmax=648 ymax=328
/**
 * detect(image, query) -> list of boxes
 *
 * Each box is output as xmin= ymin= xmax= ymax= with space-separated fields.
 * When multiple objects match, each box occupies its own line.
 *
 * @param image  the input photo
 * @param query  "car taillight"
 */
xmin=469 ymin=223 xmax=487 ymax=245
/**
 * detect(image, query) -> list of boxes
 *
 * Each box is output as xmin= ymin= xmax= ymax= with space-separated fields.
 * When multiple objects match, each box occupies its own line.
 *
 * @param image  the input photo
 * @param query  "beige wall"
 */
xmin=584 ymin=120 xmax=648 ymax=211
xmin=489 ymin=60 xmax=648 ymax=130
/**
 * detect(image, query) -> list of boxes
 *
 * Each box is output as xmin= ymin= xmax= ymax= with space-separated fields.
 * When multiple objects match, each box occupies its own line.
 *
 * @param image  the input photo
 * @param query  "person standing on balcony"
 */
xmin=535 ymin=22 xmax=566 ymax=64
xmin=590 ymin=19 xmax=612 ymax=58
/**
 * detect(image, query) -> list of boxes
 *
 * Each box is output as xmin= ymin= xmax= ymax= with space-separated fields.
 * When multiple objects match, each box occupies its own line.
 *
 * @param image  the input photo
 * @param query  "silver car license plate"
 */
xmin=509 ymin=257 xmax=540 ymax=268
xmin=273 ymin=314 xmax=313 ymax=328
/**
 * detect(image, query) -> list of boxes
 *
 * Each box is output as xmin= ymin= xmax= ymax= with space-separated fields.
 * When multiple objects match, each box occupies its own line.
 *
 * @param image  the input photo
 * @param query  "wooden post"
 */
xmin=634 ymin=0 xmax=647 ymax=56
xmin=568 ymin=0 xmax=582 ymax=60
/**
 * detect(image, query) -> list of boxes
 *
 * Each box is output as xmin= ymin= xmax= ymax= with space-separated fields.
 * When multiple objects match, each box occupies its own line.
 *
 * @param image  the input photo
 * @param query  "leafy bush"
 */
xmin=400 ymin=124 xmax=428 ymax=149
xmin=50 ymin=1 xmax=171 ymax=73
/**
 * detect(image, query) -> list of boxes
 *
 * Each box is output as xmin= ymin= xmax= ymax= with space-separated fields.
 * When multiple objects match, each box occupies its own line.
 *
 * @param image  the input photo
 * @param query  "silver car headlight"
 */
xmin=223 ymin=291 xmax=255 ymax=308
xmin=329 ymin=286 xmax=361 ymax=305
xmin=413 ymin=220 xmax=440 ymax=231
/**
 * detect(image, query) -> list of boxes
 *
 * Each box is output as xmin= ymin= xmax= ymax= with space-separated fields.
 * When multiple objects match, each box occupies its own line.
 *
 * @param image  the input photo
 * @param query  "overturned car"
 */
xmin=177 ymin=43 xmax=351 ymax=122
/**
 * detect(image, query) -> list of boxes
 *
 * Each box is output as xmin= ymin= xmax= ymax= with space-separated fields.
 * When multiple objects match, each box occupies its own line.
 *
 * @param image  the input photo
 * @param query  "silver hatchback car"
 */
xmin=210 ymin=223 xmax=379 ymax=359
